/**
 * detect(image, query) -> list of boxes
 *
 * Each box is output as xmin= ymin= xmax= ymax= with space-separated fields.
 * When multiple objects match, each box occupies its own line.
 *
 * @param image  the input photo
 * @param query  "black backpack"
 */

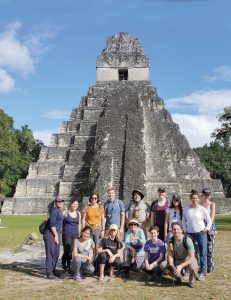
xmin=169 ymin=234 xmax=200 ymax=263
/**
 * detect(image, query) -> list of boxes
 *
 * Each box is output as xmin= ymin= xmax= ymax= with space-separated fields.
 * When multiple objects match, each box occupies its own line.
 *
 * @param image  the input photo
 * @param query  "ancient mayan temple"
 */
xmin=4 ymin=32 xmax=225 ymax=214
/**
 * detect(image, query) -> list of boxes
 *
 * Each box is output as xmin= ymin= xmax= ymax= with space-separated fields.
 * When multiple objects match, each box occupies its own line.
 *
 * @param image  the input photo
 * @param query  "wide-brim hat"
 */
xmin=128 ymin=219 xmax=140 ymax=226
xmin=132 ymin=189 xmax=144 ymax=199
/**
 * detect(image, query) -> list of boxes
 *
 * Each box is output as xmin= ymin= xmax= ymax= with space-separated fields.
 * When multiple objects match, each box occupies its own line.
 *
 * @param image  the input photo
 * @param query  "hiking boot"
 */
xmin=168 ymin=265 xmax=182 ymax=281
xmin=188 ymin=273 xmax=196 ymax=288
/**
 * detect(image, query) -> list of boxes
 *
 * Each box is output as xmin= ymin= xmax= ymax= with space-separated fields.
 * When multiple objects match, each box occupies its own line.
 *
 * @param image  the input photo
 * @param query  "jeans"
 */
xmin=189 ymin=232 xmax=207 ymax=274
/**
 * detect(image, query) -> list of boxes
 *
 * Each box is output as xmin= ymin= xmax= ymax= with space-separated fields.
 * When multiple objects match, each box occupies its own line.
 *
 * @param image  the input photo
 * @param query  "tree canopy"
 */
xmin=0 ymin=110 xmax=43 ymax=196
xmin=194 ymin=106 xmax=231 ymax=197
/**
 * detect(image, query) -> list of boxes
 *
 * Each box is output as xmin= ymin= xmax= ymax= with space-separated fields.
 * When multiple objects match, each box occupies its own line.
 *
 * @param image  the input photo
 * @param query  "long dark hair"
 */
xmin=169 ymin=199 xmax=183 ymax=220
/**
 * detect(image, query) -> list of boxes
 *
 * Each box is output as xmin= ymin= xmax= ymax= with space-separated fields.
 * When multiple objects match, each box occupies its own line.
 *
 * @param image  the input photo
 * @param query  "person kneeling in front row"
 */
xmin=123 ymin=219 xmax=146 ymax=278
xmin=97 ymin=224 xmax=123 ymax=281
xmin=72 ymin=226 xmax=96 ymax=282
xmin=144 ymin=226 xmax=166 ymax=280
xmin=160 ymin=222 xmax=198 ymax=288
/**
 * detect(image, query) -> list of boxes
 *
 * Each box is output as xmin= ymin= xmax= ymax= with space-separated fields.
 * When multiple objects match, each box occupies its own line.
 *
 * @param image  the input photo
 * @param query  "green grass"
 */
xmin=0 ymin=214 xmax=231 ymax=299
xmin=0 ymin=215 xmax=45 ymax=250
xmin=215 ymin=215 xmax=231 ymax=231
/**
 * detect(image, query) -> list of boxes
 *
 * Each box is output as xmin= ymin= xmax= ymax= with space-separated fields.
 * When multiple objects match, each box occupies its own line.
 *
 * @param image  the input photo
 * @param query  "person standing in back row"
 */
xmin=150 ymin=187 xmax=169 ymax=242
xmin=104 ymin=187 xmax=125 ymax=235
xmin=125 ymin=189 xmax=150 ymax=238
xmin=200 ymin=188 xmax=216 ymax=274
xmin=43 ymin=195 xmax=64 ymax=279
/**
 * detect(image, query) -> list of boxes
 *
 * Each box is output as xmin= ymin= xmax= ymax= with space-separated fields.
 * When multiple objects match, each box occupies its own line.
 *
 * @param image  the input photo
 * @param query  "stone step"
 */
xmin=14 ymin=178 xmax=59 ymax=197
xmin=27 ymin=161 xmax=65 ymax=178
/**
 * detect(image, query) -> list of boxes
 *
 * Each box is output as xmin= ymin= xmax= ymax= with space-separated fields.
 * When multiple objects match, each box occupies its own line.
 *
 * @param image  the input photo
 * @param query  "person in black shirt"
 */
xmin=97 ymin=224 xmax=123 ymax=280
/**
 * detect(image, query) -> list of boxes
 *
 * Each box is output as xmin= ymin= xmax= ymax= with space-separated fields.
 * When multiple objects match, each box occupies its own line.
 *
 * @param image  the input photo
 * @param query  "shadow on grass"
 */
xmin=123 ymin=271 xmax=190 ymax=288
xmin=0 ymin=261 xmax=46 ymax=279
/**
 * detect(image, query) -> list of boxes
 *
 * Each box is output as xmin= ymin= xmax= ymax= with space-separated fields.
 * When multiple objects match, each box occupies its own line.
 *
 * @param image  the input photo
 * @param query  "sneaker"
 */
xmin=197 ymin=273 xmax=205 ymax=281
xmin=74 ymin=274 xmax=82 ymax=282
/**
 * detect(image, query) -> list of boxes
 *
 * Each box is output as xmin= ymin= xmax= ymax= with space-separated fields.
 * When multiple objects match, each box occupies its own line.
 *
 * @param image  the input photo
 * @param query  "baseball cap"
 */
xmin=109 ymin=224 xmax=118 ymax=231
xmin=158 ymin=187 xmax=166 ymax=193
xmin=55 ymin=195 xmax=64 ymax=202
xmin=172 ymin=194 xmax=181 ymax=201
xmin=202 ymin=188 xmax=211 ymax=195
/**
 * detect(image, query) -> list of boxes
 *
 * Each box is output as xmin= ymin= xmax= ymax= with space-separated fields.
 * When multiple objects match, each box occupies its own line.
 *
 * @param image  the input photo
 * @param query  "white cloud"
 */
xmin=33 ymin=129 xmax=56 ymax=146
xmin=166 ymin=89 xmax=230 ymax=147
xmin=0 ymin=21 xmax=57 ymax=93
xmin=0 ymin=68 xmax=15 ymax=93
xmin=42 ymin=110 xmax=70 ymax=119
xmin=0 ymin=22 xmax=34 ymax=75
xmin=172 ymin=114 xmax=218 ymax=148
xmin=204 ymin=65 xmax=231 ymax=82
xmin=166 ymin=89 xmax=231 ymax=115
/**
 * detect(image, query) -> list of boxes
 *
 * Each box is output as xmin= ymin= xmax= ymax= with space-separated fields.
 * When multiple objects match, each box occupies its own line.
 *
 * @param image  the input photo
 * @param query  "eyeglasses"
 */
xmin=129 ymin=224 xmax=138 ymax=227
xmin=91 ymin=197 xmax=98 ymax=200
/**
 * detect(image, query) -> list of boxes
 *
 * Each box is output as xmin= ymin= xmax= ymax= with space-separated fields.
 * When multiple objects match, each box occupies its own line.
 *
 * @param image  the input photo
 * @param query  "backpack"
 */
xmin=39 ymin=218 xmax=49 ymax=234
xmin=169 ymin=234 xmax=199 ymax=262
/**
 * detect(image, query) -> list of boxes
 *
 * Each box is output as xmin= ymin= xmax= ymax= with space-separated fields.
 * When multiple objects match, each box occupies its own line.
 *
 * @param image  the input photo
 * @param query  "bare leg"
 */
xmin=99 ymin=264 xmax=105 ymax=280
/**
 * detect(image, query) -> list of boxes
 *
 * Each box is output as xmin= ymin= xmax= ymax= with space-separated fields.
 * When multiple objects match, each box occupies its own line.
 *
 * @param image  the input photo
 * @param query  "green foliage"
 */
xmin=212 ymin=106 xmax=231 ymax=147
xmin=194 ymin=142 xmax=231 ymax=197
xmin=0 ymin=110 xmax=43 ymax=197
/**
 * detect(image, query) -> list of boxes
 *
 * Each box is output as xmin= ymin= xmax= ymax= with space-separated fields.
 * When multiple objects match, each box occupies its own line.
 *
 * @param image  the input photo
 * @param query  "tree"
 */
xmin=194 ymin=142 xmax=231 ymax=197
xmin=0 ymin=110 xmax=43 ymax=196
xmin=211 ymin=106 xmax=231 ymax=147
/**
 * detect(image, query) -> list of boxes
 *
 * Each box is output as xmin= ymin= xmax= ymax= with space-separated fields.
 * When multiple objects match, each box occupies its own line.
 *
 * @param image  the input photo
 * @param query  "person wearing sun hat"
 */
xmin=200 ymin=188 xmax=216 ymax=274
xmin=43 ymin=194 xmax=65 ymax=279
xmin=97 ymin=223 xmax=123 ymax=280
xmin=125 ymin=189 xmax=150 ymax=238
xmin=123 ymin=218 xmax=146 ymax=278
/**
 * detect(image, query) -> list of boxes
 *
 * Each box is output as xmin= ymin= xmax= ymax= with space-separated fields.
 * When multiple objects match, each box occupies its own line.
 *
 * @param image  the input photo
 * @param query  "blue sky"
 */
xmin=0 ymin=0 xmax=231 ymax=147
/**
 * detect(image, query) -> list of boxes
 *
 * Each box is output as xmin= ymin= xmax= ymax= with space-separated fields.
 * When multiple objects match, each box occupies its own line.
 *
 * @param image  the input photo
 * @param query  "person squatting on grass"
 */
xmin=43 ymin=195 xmax=64 ymax=279
xmin=62 ymin=199 xmax=81 ymax=274
xmin=123 ymin=218 xmax=146 ymax=278
xmin=97 ymin=224 xmax=123 ymax=281
xmin=144 ymin=226 xmax=166 ymax=279
xmin=182 ymin=190 xmax=212 ymax=281
xmin=160 ymin=222 xmax=198 ymax=288
xmin=72 ymin=226 xmax=96 ymax=282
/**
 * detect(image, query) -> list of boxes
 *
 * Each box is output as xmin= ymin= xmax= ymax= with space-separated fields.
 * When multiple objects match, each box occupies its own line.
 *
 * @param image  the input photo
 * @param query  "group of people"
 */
xmin=43 ymin=186 xmax=216 ymax=288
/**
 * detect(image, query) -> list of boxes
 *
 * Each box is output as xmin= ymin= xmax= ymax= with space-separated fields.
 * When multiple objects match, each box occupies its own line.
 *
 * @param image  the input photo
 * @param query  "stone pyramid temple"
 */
xmin=5 ymin=32 xmax=224 ymax=213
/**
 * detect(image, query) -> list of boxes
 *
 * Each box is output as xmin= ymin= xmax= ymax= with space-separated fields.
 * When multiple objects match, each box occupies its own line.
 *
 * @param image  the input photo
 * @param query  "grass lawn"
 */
xmin=0 ymin=214 xmax=230 ymax=300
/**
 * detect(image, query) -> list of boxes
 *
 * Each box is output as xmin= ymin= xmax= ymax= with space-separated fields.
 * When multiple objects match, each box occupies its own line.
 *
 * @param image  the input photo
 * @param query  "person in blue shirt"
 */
xmin=104 ymin=187 xmax=125 ymax=234
xmin=43 ymin=195 xmax=64 ymax=279
xmin=123 ymin=218 xmax=146 ymax=278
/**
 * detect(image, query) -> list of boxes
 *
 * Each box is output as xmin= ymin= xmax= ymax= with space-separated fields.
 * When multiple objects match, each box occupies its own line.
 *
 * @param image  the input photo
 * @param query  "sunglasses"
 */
xmin=129 ymin=223 xmax=138 ymax=227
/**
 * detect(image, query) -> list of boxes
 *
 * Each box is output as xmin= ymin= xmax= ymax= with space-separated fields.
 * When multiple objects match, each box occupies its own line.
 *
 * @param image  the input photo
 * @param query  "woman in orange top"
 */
xmin=82 ymin=193 xmax=105 ymax=248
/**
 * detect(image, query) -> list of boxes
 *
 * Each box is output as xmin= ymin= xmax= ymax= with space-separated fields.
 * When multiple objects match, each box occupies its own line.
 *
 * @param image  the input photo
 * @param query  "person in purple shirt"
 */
xmin=144 ymin=226 xmax=166 ymax=279
xmin=43 ymin=195 xmax=64 ymax=279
